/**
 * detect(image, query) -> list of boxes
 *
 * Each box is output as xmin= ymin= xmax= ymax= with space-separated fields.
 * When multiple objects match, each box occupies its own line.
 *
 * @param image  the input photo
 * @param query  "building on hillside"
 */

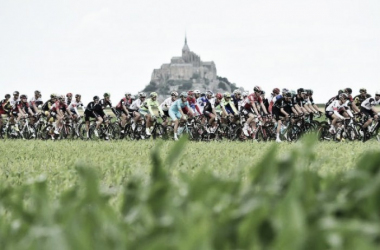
xmin=151 ymin=37 xmax=217 ymax=86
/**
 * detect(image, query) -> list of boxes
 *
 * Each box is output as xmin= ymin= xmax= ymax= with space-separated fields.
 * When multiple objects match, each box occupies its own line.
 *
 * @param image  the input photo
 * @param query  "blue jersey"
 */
xmin=231 ymin=95 xmax=240 ymax=110
xmin=169 ymin=99 xmax=190 ymax=113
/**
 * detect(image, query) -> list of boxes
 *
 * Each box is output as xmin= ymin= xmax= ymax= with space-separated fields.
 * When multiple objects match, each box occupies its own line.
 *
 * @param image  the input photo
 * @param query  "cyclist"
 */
xmin=231 ymin=89 xmax=241 ymax=111
xmin=84 ymin=96 xmax=102 ymax=137
xmin=160 ymin=91 xmax=178 ymax=117
xmin=293 ymin=88 xmax=308 ymax=115
xmin=50 ymin=95 xmax=73 ymax=136
xmin=187 ymin=90 xmax=201 ymax=115
xmin=304 ymin=89 xmax=320 ymax=114
xmin=68 ymin=94 xmax=84 ymax=119
xmin=10 ymin=91 xmax=20 ymax=108
xmin=268 ymin=88 xmax=280 ymax=114
xmin=139 ymin=92 xmax=163 ymax=136
xmin=66 ymin=93 xmax=73 ymax=105
xmin=196 ymin=92 xmax=207 ymax=114
xmin=220 ymin=92 xmax=239 ymax=123
xmin=169 ymin=92 xmax=193 ymax=140
xmin=41 ymin=94 xmax=57 ymax=120
xmin=242 ymin=86 xmax=269 ymax=137
xmin=28 ymin=90 xmax=43 ymax=114
xmin=203 ymin=91 xmax=218 ymax=129
xmin=115 ymin=93 xmax=132 ymax=133
xmin=360 ymin=91 xmax=380 ymax=132
xmin=352 ymin=88 xmax=371 ymax=113
xmin=194 ymin=90 xmax=201 ymax=101
xmin=129 ymin=92 xmax=146 ymax=130
xmin=0 ymin=94 xmax=11 ymax=129
xmin=325 ymin=93 xmax=348 ymax=134
xmin=11 ymin=94 xmax=34 ymax=133
xmin=272 ymin=92 xmax=293 ymax=142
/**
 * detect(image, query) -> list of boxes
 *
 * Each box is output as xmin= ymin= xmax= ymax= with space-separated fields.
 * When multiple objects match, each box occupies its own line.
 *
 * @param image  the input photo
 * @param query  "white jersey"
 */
xmin=28 ymin=96 xmax=43 ymax=107
xmin=129 ymin=99 xmax=143 ymax=111
xmin=160 ymin=97 xmax=175 ymax=111
xmin=326 ymin=100 xmax=346 ymax=112
xmin=197 ymin=97 xmax=207 ymax=113
xmin=68 ymin=99 xmax=84 ymax=114
xmin=10 ymin=98 xmax=20 ymax=108
xmin=361 ymin=97 xmax=380 ymax=110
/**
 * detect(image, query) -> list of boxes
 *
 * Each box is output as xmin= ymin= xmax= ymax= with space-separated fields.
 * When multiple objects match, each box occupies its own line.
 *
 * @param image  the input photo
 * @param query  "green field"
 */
xmin=1 ymin=138 xmax=380 ymax=249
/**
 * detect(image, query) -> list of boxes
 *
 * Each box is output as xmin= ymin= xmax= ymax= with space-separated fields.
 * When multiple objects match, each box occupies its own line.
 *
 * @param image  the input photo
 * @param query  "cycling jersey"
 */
xmin=197 ymin=96 xmax=207 ymax=113
xmin=187 ymin=96 xmax=201 ymax=114
xmin=116 ymin=97 xmax=132 ymax=110
xmin=68 ymin=100 xmax=84 ymax=114
xmin=12 ymin=101 xmax=29 ymax=113
xmin=29 ymin=96 xmax=43 ymax=107
xmin=51 ymin=101 xmax=68 ymax=112
xmin=293 ymin=95 xmax=306 ymax=107
xmin=361 ymin=97 xmax=380 ymax=110
xmin=354 ymin=94 xmax=371 ymax=107
xmin=41 ymin=99 xmax=55 ymax=111
xmin=139 ymin=98 xmax=163 ymax=115
xmin=10 ymin=98 xmax=20 ymax=109
xmin=203 ymin=98 xmax=216 ymax=113
xmin=129 ymin=99 xmax=143 ymax=111
xmin=0 ymin=99 xmax=11 ymax=115
xmin=65 ymin=97 xmax=72 ymax=106
xmin=170 ymin=99 xmax=191 ymax=113
xmin=243 ymin=93 xmax=262 ymax=110
xmin=220 ymin=98 xmax=238 ymax=115
xmin=160 ymin=97 xmax=175 ymax=111
xmin=231 ymin=95 xmax=240 ymax=110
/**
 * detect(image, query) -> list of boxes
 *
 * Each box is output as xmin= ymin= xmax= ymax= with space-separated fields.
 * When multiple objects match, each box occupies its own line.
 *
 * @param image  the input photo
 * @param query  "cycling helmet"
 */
xmin=150 ymin=92 xmax=158 ymax=98
xmin=104 ymin=92 xmax=110 ymax=98
xmin=215 ymin=93 xmax=222 ymax=99
xmin=139 ymin=92 xmax=146 ymax=98
xmin=285 ymin=92 xmax=292 ymax=98
xmin=206 ymin=90 xmax=213 ymax=96
xmin=282 ymin=88 xmax=289 ymax=93
xmin=233 ymin=89 xmax=241 ymax=95
xmin=223 ymin=92 xmax=231 ymax=98
xmin=375 ymin=90 xmax=380 ymax=96
xmin=66 ymin=93 xmax=73 ymax=98
xmin=13 ymin=91 xmax=19 ymax=96
xmin=131 ymin=95 xmax=137 ymax=100
xmin=272 ymin=88 xmax=280 ymax=95
xmin=201 ymin=92 xmax=206 ymax=97
xmin=339 ymin=93 xmax=348 ymax=99
xmin=75 ymin=94 xmax=81 ymax=98
xmin=290 ymin=90 xmax=297 ymax=97
xmin=35 ymin=90 xmax=41 ymax=94
xmin=180 ymin=92 xmax=188 ymax=98
xmin=20 ymin=94 xmax=27 ymax=99
xmin=253 ymin=86 xmax=261 ymax=92
xmin=345 ymin=88 xmax=352 ymax=94
xmin=59 ymin=95 xmax=65 ymax=100
xmin=261 ymin=90 xmax=265 ymax=95
xmin=171 ymin=91 xmax=178 ymax=97
xmin=125 ymin=92 xmax=131 ymax=97
xmin=243 ymin=91 xmax=249 ymax=97
xmin=93 ymin=96 xmax=99 ymax=101
xmin=5 ymin=94 xmax=11 ymax=99
xmin=297 ymin=88 xmax=305 ymax=94
xmin=194 ymin=90 xmax=201 ymax=95
xmin=50 ymin=93 xmax=57 ymax=99
xmin=306 ymin=89 xmax=313 ymax=95
xmin=188 ymin=90 xmax=194 ymax=96
xmin=359 ymin=88 xmax=367 ymax=93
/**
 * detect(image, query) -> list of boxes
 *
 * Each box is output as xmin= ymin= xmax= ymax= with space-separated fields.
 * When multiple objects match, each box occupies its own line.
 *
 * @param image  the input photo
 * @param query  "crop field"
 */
xmin=1 ymin=137 xmax=380 ymax=249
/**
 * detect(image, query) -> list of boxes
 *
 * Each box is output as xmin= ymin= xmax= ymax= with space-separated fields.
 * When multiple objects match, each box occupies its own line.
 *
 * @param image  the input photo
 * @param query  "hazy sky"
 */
xmin=1 ymin=0 xmax=379 ymax=103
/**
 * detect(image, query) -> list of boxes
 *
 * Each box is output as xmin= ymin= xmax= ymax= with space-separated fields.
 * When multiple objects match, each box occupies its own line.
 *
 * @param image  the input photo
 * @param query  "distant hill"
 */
xmin=141 ymin=37 xmax=244 ymax=99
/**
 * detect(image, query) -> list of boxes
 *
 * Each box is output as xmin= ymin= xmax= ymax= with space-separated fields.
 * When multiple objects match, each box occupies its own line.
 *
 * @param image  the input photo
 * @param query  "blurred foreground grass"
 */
xmin=0 ymin=138 xmax=380 ymax=249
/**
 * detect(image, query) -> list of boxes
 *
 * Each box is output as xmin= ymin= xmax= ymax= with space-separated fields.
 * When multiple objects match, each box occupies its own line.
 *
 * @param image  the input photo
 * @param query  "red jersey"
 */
xmin=187 ymin=96 xmax=201 ymax=114
xmin=243 ymin=93 xmax=262 ymax=109
xmin=116 ymin=97 xmax=131 ymax=109
xmin=12 ymin=101 xmax=29 ymax=113
xmin=51 ymin=101 xmax=68 ymax=112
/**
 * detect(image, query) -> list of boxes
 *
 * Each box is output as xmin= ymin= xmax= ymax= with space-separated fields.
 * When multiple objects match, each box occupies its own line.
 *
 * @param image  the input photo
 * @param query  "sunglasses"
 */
xmin=376 ymin=94 xmax=380 ymax=97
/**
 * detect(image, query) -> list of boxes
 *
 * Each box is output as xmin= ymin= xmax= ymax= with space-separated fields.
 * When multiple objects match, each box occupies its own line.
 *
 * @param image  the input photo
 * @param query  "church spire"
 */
xmin=182 ymin=34 xmax=190 ymax=53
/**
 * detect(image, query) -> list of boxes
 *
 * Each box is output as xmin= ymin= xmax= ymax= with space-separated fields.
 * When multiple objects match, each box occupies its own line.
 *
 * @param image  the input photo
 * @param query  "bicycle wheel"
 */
xmin=109 ymin=123 xmax=121 ymax=140
xmin=61 ymin=125 xmax=74 ymax=140
xmin=346 ymin=126 xmax=359 ymax=141
xmin=41 ymin=125 xmax=55 ymax=140
xmin=78 ymin=122 xmax=90 ymax=140
xmin=152 ymin=124 xmax=166 ymax=140
xmin=286 ymin=124 xmax=302 ymax=142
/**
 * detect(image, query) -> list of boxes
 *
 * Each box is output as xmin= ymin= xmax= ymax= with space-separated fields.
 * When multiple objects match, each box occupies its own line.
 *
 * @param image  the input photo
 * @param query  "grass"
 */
xmin=1 ymin=137 xmax=380 ymax=249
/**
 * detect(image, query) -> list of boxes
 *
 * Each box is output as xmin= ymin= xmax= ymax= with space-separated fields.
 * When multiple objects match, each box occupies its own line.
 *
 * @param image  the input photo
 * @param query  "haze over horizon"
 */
xmin=1 ymin=0 xmax=379 ymax=103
